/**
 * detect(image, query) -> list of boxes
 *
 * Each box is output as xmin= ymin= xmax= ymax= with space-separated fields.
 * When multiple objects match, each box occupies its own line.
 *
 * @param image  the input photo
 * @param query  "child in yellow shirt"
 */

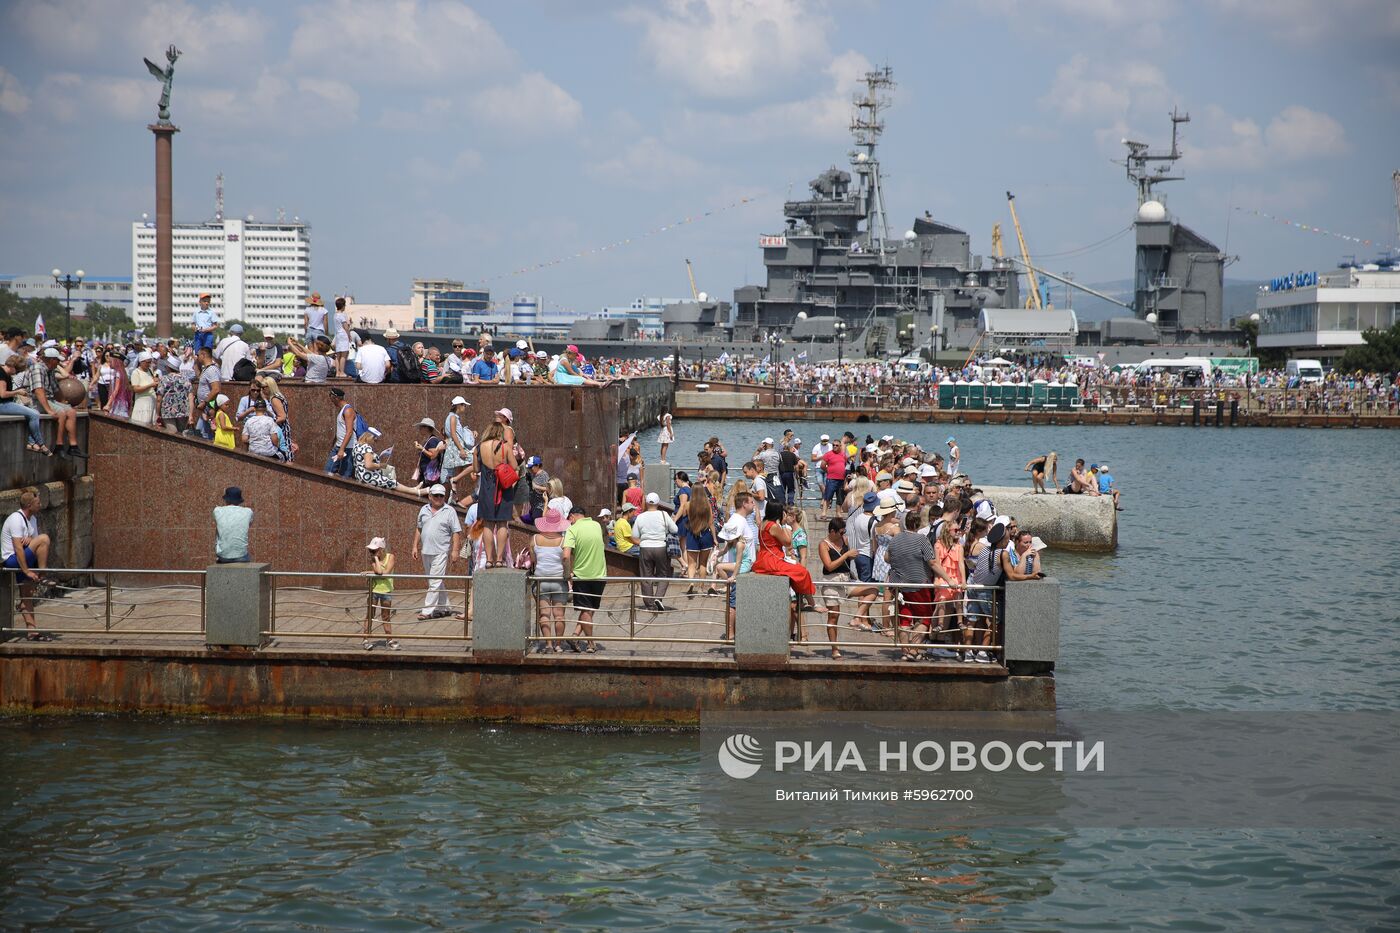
xmin=211 ymin=394 xmax=236 ymax=449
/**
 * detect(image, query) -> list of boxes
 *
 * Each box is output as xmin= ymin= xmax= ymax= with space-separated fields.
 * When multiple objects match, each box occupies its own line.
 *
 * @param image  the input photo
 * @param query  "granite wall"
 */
xmin=85 ymin=415 xmax=639 ymax=583
xmin=268 ymin=377 xmax=669 ymax=513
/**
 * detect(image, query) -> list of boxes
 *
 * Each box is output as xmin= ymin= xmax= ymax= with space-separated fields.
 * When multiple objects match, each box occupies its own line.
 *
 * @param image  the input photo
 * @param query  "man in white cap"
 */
xmin=633 ymin=491 xmax=678 ymax=611
xmin=410 ymin=483 xmax=462 ymax=619
xmin=755 ymin=437 xmax=781 ymax=477
xmin=215 ymin=323 xmax=250 ymax=382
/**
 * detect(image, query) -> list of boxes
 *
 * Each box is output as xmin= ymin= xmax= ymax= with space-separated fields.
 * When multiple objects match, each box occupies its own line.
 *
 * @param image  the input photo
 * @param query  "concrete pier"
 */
xmin=978 ymin=485 xmax=1118 ymax=552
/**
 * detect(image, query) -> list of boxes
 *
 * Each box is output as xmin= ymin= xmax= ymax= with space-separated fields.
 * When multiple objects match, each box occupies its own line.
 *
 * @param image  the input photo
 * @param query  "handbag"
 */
xmin=493 ymin=441 xmax=519 ymax=503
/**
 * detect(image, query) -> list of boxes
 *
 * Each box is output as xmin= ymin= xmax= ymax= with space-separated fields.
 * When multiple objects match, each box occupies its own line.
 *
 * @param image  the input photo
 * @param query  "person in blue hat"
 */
xmin=213 ymin=486 xmax=252 ymax=563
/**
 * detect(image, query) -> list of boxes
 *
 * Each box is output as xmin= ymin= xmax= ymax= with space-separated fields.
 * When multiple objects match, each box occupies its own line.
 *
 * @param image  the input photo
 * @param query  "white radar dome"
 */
xmin=796 ymin=311 xmax=807 ymax=320
xmin=1137 ymin=200 xmax=1167 ymax=222
xmin=1145 ymin=312 xmax=1158 ymax=324
xmin=855 ymin=152 xmax=868 ymax=162
xmin=697 ymin=291 xmax=708 ymax=302
xmin=904 ymin=230 xmax=917 ymax=240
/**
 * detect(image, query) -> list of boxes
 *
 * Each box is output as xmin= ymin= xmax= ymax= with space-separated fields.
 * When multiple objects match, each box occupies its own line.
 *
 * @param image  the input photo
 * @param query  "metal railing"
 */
xmin=4 ymin=568 xmax=206 ymax=640
xmin=528 ymin=575 xmax=733 ymax=653
xmin=265 ymin=571 xmax=472 ymax=647
xmin=796 ymin=579 xmax=1003 ymax=663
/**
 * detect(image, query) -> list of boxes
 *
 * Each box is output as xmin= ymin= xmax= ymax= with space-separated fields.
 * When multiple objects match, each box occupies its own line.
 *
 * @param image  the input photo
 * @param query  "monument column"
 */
xmin=149 ymin=122 xmax=179 ymax=339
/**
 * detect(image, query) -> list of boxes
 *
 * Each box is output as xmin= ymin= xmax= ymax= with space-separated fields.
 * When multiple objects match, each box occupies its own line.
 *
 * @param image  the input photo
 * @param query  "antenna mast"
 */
xmin=849 ymin=65 xmax=895 ymax=254
xmin=214 ymin=172 xmax=223 ymax=222
xmin=1120 ymin=107 xmax=1190 ymax=205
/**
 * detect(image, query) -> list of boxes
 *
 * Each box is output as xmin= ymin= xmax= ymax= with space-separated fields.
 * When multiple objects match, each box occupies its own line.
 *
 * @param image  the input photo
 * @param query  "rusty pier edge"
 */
xmin=0 ymin=646 xmax=1055 ymax=725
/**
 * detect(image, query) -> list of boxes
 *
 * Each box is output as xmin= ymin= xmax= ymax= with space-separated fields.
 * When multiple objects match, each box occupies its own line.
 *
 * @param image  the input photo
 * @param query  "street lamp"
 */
xmin=52 ymin=268 xmax=84 ymax=340
xmin=768 ymin=333 xmax=784 ymax=396
xmin=931 ymin=323 xmax=946 ymax=355
xmin=834 ymin=320 xmax=847 ymax=365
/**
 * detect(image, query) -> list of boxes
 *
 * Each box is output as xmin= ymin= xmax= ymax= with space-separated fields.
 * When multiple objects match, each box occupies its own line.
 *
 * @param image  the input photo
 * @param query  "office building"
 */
xmin=0 ymin=274 xmax=133 ymax=314
xmin=1255 ymin=264 xmax=1400 ymax=357
xmin=131 ymin=217 xmax=311 ymax=334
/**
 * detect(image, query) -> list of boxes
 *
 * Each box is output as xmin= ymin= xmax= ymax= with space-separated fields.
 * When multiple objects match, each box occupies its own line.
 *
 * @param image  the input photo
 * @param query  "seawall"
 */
xmin=85 ymin=415 xmax=640 ymax=580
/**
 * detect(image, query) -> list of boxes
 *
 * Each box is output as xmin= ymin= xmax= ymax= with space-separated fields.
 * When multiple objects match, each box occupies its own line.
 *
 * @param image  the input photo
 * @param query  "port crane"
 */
xmin=1004 ymin=192 xmax=1133 ymax=311
xmin=685 ymin=258 xmax=699 ymax=300
xmin=1006 ymin=192 xmax=1044 ymax=309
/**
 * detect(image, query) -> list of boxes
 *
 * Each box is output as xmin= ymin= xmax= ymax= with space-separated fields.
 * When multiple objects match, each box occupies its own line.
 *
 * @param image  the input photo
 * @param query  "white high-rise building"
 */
xmin=131 ymin=218 xmax=311 ymax=335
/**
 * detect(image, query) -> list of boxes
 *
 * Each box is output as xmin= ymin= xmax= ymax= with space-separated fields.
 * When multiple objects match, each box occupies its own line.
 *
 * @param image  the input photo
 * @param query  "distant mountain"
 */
xmin=1057 ymin=279 xmax=1265 ymax=325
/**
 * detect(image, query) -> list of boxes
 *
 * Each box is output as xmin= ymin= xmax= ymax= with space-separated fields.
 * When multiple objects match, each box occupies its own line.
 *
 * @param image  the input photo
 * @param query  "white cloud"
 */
xmin=1211 ymin=0 xmax=1400 ymax=43
xmin=186 ymin=72 xmax=360 ymax=131
xmin=289 ymin=0 xmax=512 ymax=83
xmin=7 ymin=0 xmax=268 ymax=73
xmin=623 ymin=0 xmax=831 ymax=98
xmin=1188 ymin=104 xmax=1349 ymax=169
xmin=675 ymin=50 xmax=871 ymax=144
xmin=585 ymin=137 xmax=704 ymax=190
xmin=0 ymin=67 xmax=30 ymax=116
xmin=36 ymin=73 xmax=151 ymax=123
xmin=1263 ymin=106 xmax=1349 ymax=159
xmin=407 ymin=149 xmax=484 ymax=183
xmin=1041 ymin=54 xmax=1168 ymax=121
xmin=469 ymin=72 xmax=581 ymax=134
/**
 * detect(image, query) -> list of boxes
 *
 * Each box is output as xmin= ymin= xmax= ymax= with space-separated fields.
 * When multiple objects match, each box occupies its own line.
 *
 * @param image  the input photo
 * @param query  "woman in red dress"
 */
xmin=752 ymin=501 xmax=815 ymax=596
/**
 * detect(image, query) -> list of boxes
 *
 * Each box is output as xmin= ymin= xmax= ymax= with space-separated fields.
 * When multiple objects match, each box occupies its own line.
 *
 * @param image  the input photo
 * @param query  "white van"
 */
xmin=1286 ymin=359 xmax=1324 ymax=384
xmin=1133 ymin=357 xmax=1213 ymax=386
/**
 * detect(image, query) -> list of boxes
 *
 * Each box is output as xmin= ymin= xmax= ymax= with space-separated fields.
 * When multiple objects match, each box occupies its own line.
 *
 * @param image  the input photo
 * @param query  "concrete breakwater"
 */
xmin=979 ymin=486 xmax=1117 ymax=552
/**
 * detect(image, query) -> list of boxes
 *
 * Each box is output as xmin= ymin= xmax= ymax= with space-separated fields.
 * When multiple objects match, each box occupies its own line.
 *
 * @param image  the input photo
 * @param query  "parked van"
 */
xmin=1286 ymin=359 xmax=1324 ymax=384
xmin=1133 ymin=357 xmax=1213 ymax=386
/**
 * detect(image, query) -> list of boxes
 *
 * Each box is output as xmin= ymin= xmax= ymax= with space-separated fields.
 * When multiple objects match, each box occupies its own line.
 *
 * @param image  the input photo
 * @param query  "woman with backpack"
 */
xmin=476 ymin=408 xmax=519 ymax=568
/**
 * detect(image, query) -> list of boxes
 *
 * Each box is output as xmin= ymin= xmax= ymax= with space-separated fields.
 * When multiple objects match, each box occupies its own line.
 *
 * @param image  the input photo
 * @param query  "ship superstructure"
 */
xmin=711 ymin=67 xmax=1019 ymax=354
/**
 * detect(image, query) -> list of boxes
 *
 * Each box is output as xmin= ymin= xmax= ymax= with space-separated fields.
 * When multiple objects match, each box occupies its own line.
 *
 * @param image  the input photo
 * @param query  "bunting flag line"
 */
xmin=478 ymin=194 xmax=767 ymax=284
xmin=1233 ymin=207 xmax=1393 ymax=250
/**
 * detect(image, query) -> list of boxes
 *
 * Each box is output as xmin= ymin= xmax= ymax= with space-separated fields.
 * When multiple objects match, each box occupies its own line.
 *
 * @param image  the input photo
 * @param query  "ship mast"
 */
xmin=1120 ymin=107 xmax=1189 ymax=205
xmin=849 ymin=66 xmax=895 ymax=254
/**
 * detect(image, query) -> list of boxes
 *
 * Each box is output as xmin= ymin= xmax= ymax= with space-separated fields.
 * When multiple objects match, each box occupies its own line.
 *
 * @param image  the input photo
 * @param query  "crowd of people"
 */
xmin=510 ymin=425 xmax=1079 ymax=662
xmin=675 ymin=354 xmax=1400 ymax=410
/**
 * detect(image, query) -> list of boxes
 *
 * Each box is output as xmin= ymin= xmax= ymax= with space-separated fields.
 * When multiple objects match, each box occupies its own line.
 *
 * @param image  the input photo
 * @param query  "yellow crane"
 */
xmin=990 ymin=223 xmax=1004 ymax=259
xmin=1005 ymin=191 xmax=1043 ymax=310
xmin=685 ymin=258 xmax=699 ymax=300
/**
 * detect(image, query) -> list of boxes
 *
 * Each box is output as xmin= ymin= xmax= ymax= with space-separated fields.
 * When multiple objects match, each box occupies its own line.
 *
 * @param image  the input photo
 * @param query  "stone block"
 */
xmin=205 ymin=562 xmax=269 ymax=647
xmin=643 ymin=468 xmax=672 ymax=507
xmin=735 ymin=573 xmax=791 ymax=667
xmin=1003 ymin=577 xmax=1060 ymax=664
xmin=978 ymin=485 xmax=1116 ymax=552
xmin=471 ymin=568 xmax=529 ymax=660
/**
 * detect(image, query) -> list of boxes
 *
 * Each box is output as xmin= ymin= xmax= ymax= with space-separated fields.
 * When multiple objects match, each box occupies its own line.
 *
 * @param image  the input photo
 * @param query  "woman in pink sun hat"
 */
xmin=551 ymin=346 xmax=613 ymax=387
xmin=531 ymin=507 xmax=570 ymax=652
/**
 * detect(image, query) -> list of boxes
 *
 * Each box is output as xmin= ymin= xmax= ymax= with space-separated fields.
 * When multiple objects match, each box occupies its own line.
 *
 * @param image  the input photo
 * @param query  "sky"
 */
xmin=2 ymin=0 xmax=1398 ymax=315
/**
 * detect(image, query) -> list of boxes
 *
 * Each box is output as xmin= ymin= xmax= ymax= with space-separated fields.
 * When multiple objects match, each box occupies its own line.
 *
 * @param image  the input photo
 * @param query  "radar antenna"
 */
xmin=1118 ymin=107 xmax=1190 ymax=205
xmin=849 ymin=65 xmax=895 ymax=255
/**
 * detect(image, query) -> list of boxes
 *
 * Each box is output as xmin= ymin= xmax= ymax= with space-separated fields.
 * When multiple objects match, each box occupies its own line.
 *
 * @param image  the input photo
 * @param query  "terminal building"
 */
xmin=131 ymin=217 xmax=311 ymax=335
xmin=0 ymin=274 xmax=133 ymax=314
xmin=1255 ymin=264 xmax=1400 ymax=358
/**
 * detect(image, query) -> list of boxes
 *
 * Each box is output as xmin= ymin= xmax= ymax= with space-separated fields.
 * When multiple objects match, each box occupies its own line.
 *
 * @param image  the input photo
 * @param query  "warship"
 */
xmin=646 ymin=68 xmax=1240 ymax=363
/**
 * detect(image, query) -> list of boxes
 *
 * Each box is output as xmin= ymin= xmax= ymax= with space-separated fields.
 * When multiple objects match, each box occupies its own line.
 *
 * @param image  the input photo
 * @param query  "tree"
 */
xmin=1235 ymin=317 xmax=1286 ymax=369
xmin=1339 ymin=322 xmax=1400 ymax=373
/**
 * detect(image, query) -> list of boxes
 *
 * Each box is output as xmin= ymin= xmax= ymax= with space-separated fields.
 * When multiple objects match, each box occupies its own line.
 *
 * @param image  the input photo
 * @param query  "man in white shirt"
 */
xmin=411 ymin=485 xmax=463 ymax=619
xmin=2 ymin=489 xmax=51 ymax=639
xmin=354 ymin=331 xmax=391 ymax=385
xmin=632 ymin=492 xmax=679 ymax=611
xmin=215 ymin=324 xmax=250 ymax=381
